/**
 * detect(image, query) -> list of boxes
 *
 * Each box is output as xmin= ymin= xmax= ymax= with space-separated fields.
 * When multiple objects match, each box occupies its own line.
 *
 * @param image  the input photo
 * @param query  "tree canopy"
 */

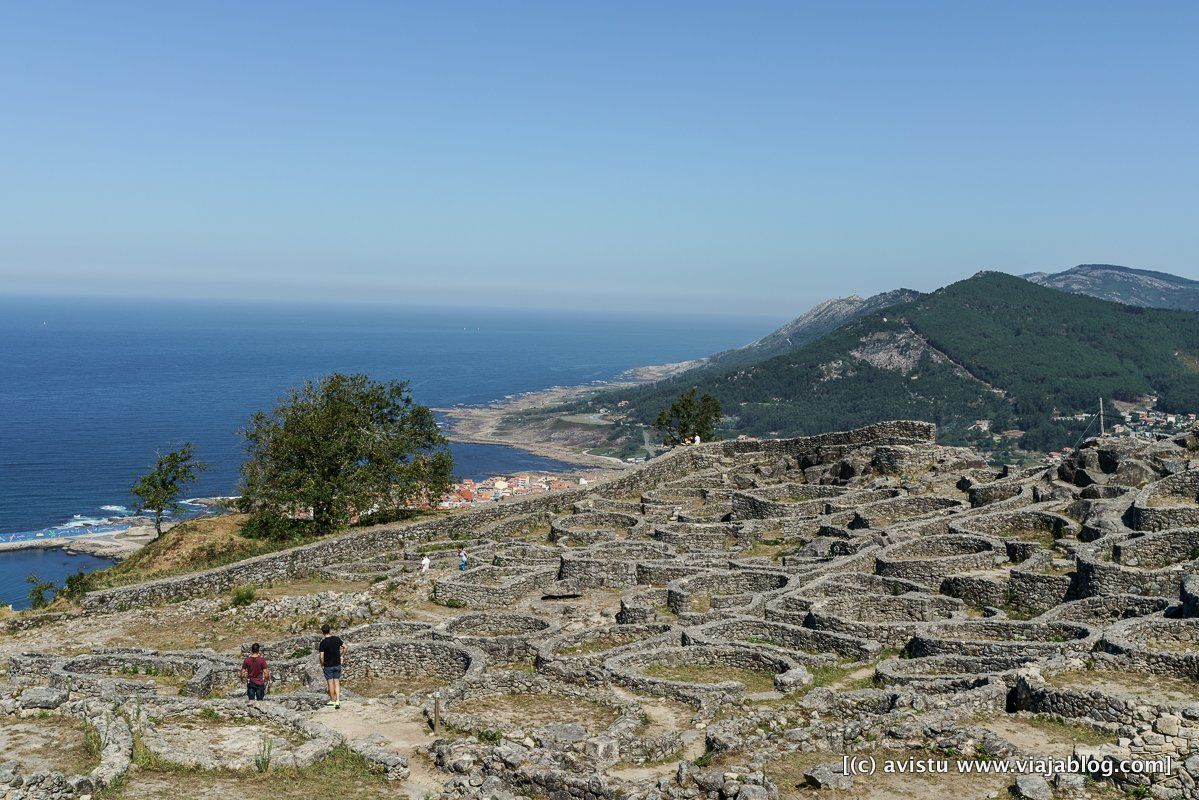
xmin=130 ymin=442 xmax=206 ymax=536
xmin=655 ymin=388 xmax=722 ymax=445
xmin=240 ymin=372 xmax=453 ymax=533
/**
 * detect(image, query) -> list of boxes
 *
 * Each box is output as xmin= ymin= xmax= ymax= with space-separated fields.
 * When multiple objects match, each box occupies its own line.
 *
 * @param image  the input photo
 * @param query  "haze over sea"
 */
xmin=0 ymin=295 xmax=772 ymax=607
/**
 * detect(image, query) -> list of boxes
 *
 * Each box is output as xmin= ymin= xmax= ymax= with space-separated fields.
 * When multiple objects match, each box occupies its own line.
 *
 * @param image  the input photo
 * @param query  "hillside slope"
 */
xmin=705 ymin=288 xmax=923 ymax=368
xmin=1025 ymin=264 xmax=1199 ymax=311
xmin=591 ymin=272 xmax=1199 ymax=449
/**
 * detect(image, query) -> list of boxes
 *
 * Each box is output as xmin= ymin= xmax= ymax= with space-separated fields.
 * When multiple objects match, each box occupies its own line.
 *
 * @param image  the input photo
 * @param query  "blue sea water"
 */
xmin=0 ymin=295 xmax=774 ymax=608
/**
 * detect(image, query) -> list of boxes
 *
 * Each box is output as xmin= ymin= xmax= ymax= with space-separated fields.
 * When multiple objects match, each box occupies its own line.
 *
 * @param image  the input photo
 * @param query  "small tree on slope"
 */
xmin=131 ymin=442 xmax=207 ymax=537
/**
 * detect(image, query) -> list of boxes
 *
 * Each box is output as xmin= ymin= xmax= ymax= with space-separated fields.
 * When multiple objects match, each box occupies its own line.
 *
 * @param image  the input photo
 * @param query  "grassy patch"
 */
xmin=86 ymin=515 xmax=317 ymax=590
xmin=741 ymin=538 xmax=789 ymax=559
xmin=343 ymin=674 xmax=447 ymax=697
xmin=455 ymin=693 xmax=620 ymax=732
xmin=98 ymin=743 xmax=393 ymax=799
xmin=559 ymin=633 xmax=640 ymax=656
xmin=642 ymin=663 xmax=777 ymax=692
xmin=1047 ymin=668 xmax=1199 ymax=704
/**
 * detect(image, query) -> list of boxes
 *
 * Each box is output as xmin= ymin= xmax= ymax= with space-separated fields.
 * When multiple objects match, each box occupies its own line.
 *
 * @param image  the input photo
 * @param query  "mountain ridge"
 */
xmin=1024 ymin=263 xmax=1199 ymax=311
xmin=580 ymin=272 xmax=1199 ymax=451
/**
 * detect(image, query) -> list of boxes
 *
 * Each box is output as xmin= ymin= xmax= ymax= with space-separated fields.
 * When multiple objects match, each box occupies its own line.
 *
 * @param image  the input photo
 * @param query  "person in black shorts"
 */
xmin=318 ymin=623 xmax=345 ymax=709
xmin=241 ymin=643 xmax=270 ymax=703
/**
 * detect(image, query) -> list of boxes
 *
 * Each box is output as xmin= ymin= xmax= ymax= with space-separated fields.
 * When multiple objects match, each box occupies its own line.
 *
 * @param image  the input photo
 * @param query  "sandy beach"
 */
xmin=436 ymin=358 xmax=700 ymax=468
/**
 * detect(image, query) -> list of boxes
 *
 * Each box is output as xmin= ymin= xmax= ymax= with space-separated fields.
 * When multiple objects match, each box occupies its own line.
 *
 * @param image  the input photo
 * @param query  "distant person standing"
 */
xmin=458 ymin=548 xmax=468 ymax=571
xmin=420 ymin=554 xmax=431 ymax=576
xmin=693 ymin=433 xmax=701 ymax=445
xmin=318 ymin=624 xmax=345 ymax=709
xmin=241 ymin=643 xmax=270 ymax=704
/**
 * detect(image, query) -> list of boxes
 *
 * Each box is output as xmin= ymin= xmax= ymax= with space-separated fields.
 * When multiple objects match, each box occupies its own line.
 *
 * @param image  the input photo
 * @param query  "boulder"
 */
xmin=18 ymin=687 xmax=67 ymax=709
xmin=804 ymin=763 xmax=852 ymax=791
xmin=1012 ymin=774 xmax=1051 ymax=800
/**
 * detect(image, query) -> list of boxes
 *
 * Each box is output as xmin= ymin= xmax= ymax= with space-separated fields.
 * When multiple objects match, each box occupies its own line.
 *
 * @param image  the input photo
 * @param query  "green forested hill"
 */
xmin=589 ymin=272 xmax=1199 ymax=449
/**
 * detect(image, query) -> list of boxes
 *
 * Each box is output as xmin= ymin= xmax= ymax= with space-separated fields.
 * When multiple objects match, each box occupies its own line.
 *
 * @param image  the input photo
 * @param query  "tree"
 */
xmin=239 ymin=372 xmax=453 ymax=533
xmin=131 ymin=442 xmax=207 ymax=537
xmin=655 ymin=388 xmax=722 ymax=446
xmin=26 ymin=574 xmax=55 ymax=610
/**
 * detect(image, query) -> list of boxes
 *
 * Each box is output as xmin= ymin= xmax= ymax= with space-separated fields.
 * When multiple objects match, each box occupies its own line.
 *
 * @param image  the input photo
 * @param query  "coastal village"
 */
xmin=437 ymin=473 xmax=590 ymax=509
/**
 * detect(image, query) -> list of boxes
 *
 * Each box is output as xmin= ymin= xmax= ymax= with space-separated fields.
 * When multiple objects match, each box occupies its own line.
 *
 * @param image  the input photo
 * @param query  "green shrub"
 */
xmin=240 ymin=512 xmax=315 ymax=542
xmin=255 ymin=736 xmax=273 ymax=772
xmin=230 ymin=586 xmax=257 ymax=607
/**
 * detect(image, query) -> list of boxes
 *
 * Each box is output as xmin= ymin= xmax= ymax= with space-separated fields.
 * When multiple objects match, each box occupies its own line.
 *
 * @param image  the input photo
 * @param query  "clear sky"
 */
xmin=1 ymin=1 xmax=1196 ymax=315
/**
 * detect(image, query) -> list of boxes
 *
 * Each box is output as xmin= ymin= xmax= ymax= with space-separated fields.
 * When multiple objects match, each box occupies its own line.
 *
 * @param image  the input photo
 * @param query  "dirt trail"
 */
xmin=310 ymin=698 xmax=445 ymax=797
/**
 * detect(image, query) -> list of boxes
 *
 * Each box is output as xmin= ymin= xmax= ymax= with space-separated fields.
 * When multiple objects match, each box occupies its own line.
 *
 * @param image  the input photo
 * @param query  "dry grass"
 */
xmin=0 ymin=716 xmax=100 ymax=776
xmin=974 ymin=713 xmax=1113 ymax=748
xmin=559 ymin=633 xmax=641 ymax=656
xmin=741 ymin=538 xmax=790 ymax=559
xmin=1047 ymin=668 xmax=1199 ymax=704
xmin=1003 ymin=528 xmax=1058 ymax=548
xmin=766 ymin=748 xmax=1010 ymax=800
xmin=97 ymin=744 xmax=395 ymax=800
xmin=455 ymin=693 xmax=619 ymax=732
xmin=88 ymin=515 xmax=313 ymax=589
xmin=1147 ymin=495 xmax=1198 ymax=508
xmin=642 ymin=663 xmax=777 ymax=692
xmin=346 ymin=674 xmax=447 ymax=697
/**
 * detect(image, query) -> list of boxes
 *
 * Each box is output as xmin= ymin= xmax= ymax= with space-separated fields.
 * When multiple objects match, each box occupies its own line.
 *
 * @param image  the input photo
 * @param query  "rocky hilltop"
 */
xmin=4 ymin=420 xmax=1199 ymax=799
xmin=1025 ymin=264 xmax=1199 ymax=312
xmin=704 ymin=289 xmax=923 ymax=369
xmin=596 ymin=272 xmax=1199 ymax=450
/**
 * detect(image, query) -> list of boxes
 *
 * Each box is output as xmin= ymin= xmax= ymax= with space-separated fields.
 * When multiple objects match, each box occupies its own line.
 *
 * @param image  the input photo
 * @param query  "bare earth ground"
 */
xmin=0 ymin=716 xmax=97 ymax=775
xmin=313 ymin=699 xmax=445 ymax=798
xmin=972 ymin=714 xmax=1114 ymax=757
xmin=1047 ymin=668 xmax=1199 ymax=704
xmin=767 ymin=749 xmax=1012 ymax=800
xmin=157 ymin=718 xmax=307 ymax=768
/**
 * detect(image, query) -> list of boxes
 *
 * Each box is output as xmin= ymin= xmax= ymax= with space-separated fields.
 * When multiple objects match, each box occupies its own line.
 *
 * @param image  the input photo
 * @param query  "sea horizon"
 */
xmin=0 ymin=294 xmax=773 ymax=607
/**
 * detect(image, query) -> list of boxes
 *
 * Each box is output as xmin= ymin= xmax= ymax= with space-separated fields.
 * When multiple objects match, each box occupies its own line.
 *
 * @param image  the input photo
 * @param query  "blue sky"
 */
xmin=1 ymin=1 xmax=1196 ymax=315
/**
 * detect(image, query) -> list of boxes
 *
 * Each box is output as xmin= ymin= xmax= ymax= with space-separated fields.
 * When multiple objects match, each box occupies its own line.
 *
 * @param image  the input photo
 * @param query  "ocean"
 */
xmin=0 ymin=295 xmax=773 ymax=608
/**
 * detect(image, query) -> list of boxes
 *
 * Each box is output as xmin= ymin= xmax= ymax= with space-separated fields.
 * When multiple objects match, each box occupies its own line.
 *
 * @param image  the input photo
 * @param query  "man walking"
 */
xmin=241 ymin=643 xmax=270 ymax=704
xmin=318 ymin=623 xmax=345 ymax=709
xmin=458 ymin=547 xmax=468 ymax=571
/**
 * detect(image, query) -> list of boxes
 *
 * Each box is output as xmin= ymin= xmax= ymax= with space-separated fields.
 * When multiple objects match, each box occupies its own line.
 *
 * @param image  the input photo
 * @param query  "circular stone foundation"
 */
xmin=434 ymin=612 xmax=556 ymax=662
xmin=310 ymin=638 xmax=482 ymax=698
xmin=606 ymin=644 xmax=811 ymax=707
xmin=908 ymin=620 xmax=1097 ymax=659
xmin=431 ymin=672 xmax=638 ymax=745
xmin=138 ymin=702 xmax=338 ymax=770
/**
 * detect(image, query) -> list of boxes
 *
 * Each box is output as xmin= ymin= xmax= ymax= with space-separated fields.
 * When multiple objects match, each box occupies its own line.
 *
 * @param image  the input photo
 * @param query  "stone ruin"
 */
xmin=4 ymin=420 xmax=1199 ymax=799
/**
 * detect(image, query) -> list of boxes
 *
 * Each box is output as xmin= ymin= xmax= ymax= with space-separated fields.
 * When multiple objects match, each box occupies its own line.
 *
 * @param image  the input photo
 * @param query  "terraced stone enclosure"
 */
xmin=6 ymin=420 xmax=1199 ymax=800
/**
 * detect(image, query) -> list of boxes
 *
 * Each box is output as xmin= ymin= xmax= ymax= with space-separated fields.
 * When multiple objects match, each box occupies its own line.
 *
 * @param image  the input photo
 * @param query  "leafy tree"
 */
xmin=655 ymin=388 xmax=722 ymax=445
xmin=240 ymin=372 xmax=453 ymax=533
xmin=26 ymin=574 xmax=55 ymax=609
xmin=131 ymin=442 xmax=207 ymax=536
xmin=58 ymin=570 xmax=96 ymax=602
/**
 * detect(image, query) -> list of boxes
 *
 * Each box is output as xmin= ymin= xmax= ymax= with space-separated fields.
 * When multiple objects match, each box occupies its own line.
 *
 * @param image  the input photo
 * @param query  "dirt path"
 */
xmin=311 ymin=698 xmax=445 ymax=797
